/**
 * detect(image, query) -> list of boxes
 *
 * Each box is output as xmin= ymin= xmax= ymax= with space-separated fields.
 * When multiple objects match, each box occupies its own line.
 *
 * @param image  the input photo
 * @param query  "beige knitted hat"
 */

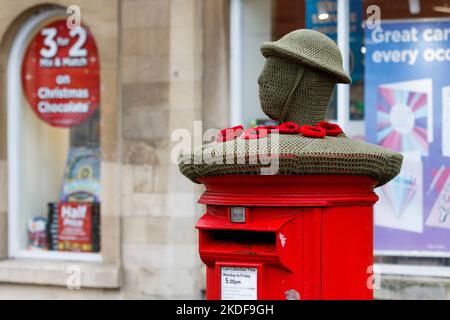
xmin=259 ymin=29 xmax=351 ymax=125
xmin=261 ymin=29 xmax=351 ymax=84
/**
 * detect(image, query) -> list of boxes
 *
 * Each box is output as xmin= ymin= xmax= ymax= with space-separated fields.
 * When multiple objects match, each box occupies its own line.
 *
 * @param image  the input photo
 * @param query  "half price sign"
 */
xmin=21 ymin=19 xmax=100 ymax=127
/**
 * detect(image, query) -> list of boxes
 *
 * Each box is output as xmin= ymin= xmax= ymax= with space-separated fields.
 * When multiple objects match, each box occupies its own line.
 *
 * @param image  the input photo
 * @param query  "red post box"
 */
xmin=196 ymin=175 xmax=378 ymax=300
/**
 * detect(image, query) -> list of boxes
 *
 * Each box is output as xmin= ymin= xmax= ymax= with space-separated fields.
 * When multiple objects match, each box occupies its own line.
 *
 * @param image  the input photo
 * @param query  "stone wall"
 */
xmin=118 ymin=0 xmax=204 ymax=299
xmin=0 ymin=0 xmax=209 ymax=299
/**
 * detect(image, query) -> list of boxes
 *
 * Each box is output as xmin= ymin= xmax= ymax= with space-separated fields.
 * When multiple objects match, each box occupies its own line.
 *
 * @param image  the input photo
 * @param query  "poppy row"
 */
xmin=216 ymin=121 xmax=343 ymax=142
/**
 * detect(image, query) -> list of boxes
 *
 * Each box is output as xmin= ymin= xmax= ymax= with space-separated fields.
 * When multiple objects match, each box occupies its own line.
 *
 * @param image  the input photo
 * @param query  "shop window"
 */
xmin=7 ymin=10 xmax=101 ymax=261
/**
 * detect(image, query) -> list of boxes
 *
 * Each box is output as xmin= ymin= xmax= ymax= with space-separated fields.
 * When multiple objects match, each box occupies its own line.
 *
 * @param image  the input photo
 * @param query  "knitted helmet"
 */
xmin=259 ymin=29 xmax=351 ymax=124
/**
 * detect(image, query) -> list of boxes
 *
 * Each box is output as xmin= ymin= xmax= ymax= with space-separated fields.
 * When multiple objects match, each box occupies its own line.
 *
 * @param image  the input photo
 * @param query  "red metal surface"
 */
xmin=321 ymin=205 xmax=374 ymax=300
xmin=198 ymin=175 xmax=378 ymax=206
xmin=196 ymin=175 xmax=377 ymax=300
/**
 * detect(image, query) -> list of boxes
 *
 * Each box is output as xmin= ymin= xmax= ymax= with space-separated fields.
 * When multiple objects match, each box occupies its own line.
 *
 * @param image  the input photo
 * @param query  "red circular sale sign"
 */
xmin=21 ymin=19 xmax=100 ymax=127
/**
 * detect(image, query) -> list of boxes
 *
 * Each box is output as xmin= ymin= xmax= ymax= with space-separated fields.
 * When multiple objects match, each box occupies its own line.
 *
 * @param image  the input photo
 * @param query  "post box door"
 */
xmin=321 ymin=205 xmax=374 ymax=299
xmin=197 ymin=206 xmax=322 ymax=300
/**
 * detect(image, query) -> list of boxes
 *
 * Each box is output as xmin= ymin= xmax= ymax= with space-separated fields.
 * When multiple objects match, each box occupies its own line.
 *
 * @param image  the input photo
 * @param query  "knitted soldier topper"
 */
xmin=258 ymin=29 xmax=351 ymax=125
xmin=178 ymin=29 xmax=403 ymax=187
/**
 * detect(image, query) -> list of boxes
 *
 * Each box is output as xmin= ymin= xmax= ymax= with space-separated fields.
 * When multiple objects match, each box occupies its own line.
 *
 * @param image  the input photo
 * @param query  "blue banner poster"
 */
xmin=365 ymin=19 xmax=450 ymax=254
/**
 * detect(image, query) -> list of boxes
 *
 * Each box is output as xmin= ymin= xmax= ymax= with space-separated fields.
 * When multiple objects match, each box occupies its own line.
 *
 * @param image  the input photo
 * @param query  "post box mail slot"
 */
xmin=206 ymin=229 xmax=276 ymax=246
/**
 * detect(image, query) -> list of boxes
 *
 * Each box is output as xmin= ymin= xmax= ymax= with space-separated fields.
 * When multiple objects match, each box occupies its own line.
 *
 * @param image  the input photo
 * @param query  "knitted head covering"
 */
xmin=259 ymin=29 xmax=351 ymax=124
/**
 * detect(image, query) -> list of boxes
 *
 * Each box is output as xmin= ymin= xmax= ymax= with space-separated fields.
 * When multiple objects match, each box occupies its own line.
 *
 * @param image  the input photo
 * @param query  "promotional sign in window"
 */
xmin=365 ymin=19 xmax=450 ymax=254
xmin=55 ymin=202 xmax=100 ymax=252
xmin=21 ymin=19 xmax=100 ymax=127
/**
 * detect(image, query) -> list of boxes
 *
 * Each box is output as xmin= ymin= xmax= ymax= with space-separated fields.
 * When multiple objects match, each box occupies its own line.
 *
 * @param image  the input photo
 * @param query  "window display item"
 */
xmin=46 ymin=203 xmax=59 ymax=251
xmin=27 ymin=216 xmax=47 ymax=250
xmin=21 ymin=19 xmax=100 ymax=128
xmin=60 ymin=147 xmax=101 ymax=202
xmin=47 ymin=202 xmax=100 ymax=252
xmin=375 ymin=160 xmax=423 ymax=233
xmin=426 ymin=166 xmax=450 ymax=230
xmin=377 ymin=79 xmax=433 ymax=159
xmin=57 ymin=202 xmax=100 ymax=252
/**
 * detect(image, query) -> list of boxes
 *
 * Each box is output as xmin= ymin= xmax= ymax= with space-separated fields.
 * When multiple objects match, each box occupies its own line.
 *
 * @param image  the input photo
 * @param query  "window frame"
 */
xmin=6 ymin=8 xmax=101 ymax=262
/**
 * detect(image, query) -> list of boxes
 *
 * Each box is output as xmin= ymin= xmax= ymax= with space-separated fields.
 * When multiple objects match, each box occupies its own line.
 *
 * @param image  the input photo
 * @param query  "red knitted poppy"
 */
xmin=300 ymin=125 xmax=326 ymax=138
xmin=318 ymin=121 xmax=343 ymax=136
xmin=278 ymin=122 xmax=301 ymax=134
xmin=216 ymin=125 xmax=244 ymax=142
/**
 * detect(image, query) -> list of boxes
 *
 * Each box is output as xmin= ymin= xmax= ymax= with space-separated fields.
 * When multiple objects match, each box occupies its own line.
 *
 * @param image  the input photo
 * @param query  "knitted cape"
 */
xmin=178 ymin=132 xmax=402 ymax=187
